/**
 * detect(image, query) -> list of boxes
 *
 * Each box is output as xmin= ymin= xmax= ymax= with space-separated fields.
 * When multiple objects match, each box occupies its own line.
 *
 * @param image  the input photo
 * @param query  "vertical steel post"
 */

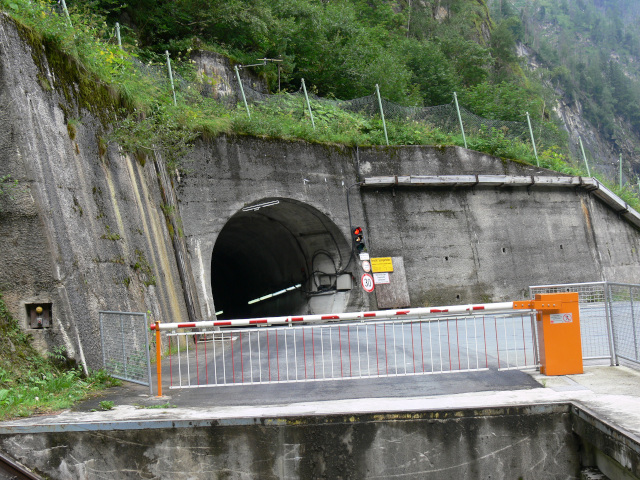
xmin=120 ymin=314 xmax=127 ymax=378
xmin=155 ymin=321 xmax=162 ymax=396
xmin=579 ymin=136 xmax=591 ymax=177
xmin=526 ymin=112 xmax=540 ymax=167
xmin=144 ymin=313 xmax=153 ymax=395
xmin=234 ymin=65 xmax=251 ymax=118
xmin=453 ymin=92 xmax=467 ymax=149
xmin=301 ymin=78 xmax=315 ymax=130
xmin=115 ymin=22 xmax=123 ymax=51
xmin=60 ymin=0 xmax=72 ymax=27
xmin=375 ymin=84 xmax=389 ymax=146
xmin=619 ymin=153 xmax=623 ymax=188
xmin=605 ymin=282 xmax=619 ymax=366
xmin=165 ymin=51 xmax=177 ymax=106
xmin=99 ymin=313 xmax=106 ymax=369
xmin=631 ymin=286 xmax=638 ymax=362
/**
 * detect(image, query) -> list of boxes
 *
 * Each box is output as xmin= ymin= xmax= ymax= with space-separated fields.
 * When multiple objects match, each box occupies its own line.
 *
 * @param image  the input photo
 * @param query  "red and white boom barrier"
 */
xmin=150 ymin=302 xmax=518 ymax=331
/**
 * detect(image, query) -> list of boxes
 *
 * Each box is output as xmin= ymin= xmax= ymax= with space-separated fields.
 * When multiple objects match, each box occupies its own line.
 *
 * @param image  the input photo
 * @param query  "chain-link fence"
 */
xmin=607 ymin=283 xmax=640 ymax=365
xmin=99 ymin=311 xmax=152 ymax=394
xmin=530 ymin=282 xmax=640 ymax=368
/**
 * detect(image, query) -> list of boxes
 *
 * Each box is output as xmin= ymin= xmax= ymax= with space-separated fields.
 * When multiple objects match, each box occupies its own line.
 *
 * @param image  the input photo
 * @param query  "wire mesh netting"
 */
xmin=607 ymin=284 xmax=640 ymax=364
xmin=99 ymin=311 xmax=152 ymax=391
xmin=529 ymin=283 xmax=612 ymax=361
xmin=133 ymin=52 xmax=568 ymax=156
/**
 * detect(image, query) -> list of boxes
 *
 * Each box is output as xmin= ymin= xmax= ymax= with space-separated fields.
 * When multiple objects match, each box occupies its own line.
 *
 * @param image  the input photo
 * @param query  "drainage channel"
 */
xmin=0 ymin=402 xmax=638 ymax=479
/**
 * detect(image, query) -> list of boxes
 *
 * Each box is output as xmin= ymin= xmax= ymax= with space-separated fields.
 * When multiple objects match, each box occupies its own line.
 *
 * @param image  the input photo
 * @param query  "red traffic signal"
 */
xmin=352 ymin=226 xmax=365 ymax=252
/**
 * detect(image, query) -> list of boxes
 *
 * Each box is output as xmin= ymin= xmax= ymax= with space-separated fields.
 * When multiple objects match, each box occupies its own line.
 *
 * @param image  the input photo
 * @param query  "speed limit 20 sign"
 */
xmin=361 ymin=273 xmax=375 ymax=292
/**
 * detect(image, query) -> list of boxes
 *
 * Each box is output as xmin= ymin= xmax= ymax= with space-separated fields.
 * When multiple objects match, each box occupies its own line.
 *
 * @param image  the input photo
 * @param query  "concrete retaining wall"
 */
xmin=0 ymin=14 xmax=188 ymax=367
xmin=0 ymin=405 xmax=582 ymax=479
xmin=178 ymin=137 xmax=640 ymax=313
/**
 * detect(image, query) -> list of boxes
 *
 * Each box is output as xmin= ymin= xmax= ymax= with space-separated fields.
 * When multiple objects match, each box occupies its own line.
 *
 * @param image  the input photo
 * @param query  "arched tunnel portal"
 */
xmin=211 ymin=198 xmax=354 ymax=319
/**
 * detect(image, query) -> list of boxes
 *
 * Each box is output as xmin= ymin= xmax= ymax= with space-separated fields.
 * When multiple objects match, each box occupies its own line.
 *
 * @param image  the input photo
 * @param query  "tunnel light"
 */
xmin=215 ymin=310 xmax=224 ymax=316
xmin=242 ymin=200 xmax=280 ymax=212
xmin=248 ymin=284 xmax=302 ymax=305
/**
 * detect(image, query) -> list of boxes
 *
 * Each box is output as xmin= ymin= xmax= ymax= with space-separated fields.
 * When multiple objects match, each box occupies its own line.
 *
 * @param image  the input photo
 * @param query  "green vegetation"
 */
xmin=99 ymin=400 xmax=115 ymax=410
xmin=511 ymin=0 xmax=640 ymax=144
xmin=0 ymin=0 xmax=639 ymax=209
xmin=0 ymin=293 xmax=120 ymax=419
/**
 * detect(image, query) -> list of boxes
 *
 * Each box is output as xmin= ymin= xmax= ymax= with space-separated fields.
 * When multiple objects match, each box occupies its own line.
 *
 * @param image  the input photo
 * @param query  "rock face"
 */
xmin=0 ymin=14 xmax=188 ymax=369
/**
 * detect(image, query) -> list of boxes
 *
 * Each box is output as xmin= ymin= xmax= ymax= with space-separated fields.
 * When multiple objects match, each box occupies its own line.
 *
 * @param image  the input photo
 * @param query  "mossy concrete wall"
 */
xmin=0 ymin=14 xmax=188 ymax=368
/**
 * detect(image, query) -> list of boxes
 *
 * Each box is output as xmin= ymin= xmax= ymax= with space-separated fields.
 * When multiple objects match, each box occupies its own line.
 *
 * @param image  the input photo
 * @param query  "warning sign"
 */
xmin=361 ymin=273 xmax=375 ymax=292
xmin=371 ymin=257 xmax=393 ymax=273
xmin=550 ymin=313 xmax=573 ymax=324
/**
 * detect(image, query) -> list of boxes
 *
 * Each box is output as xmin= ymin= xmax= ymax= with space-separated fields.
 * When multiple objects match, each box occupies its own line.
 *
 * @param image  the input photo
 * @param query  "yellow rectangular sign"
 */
xmin=371 ymin=257 xmax=393 ymax=273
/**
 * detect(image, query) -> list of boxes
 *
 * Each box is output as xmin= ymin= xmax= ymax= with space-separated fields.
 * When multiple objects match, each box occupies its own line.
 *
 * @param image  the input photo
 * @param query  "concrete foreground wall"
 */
xmin=0 ymin=14 xmax=188 ymax=367
xmin=0 ymin=406 xmax=582 ymax=479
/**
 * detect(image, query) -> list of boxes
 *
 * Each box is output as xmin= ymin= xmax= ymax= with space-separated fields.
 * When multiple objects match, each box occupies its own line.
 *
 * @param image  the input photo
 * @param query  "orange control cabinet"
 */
xmin=514 ymin=292 xmax=583 ymax=376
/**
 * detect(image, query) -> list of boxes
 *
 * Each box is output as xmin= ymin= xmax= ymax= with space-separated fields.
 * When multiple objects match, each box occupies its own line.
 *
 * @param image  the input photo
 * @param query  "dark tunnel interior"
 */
xmin=211 ymin=199 xmax=352 ymax=319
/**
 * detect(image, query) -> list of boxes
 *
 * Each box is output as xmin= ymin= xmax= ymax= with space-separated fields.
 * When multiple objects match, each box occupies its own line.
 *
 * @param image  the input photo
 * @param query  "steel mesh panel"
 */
xmin=99 ymin=312 xmax=151 ymax=387
xmin=529 ymin=283 xmax=610 ymax=360
xmin=607 ymin=284 xmax=640 ymax=364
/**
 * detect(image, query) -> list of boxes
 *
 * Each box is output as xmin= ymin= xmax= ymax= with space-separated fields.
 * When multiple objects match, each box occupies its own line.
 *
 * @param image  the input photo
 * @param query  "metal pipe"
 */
xmin=579 ymin=136 xmax=591 ymax=177
xmin=165 ymin=50 xmax=177 ymax=106
xmin=60 ymin=0 xmax=72 ymax=27
xmin=155 ymin=321 xmax=162 ymax=396
xmin=234 ymin=65 xmax=251 ymax=118
xmin=115 ymin=22 xmax=123 ymax=51
xmin=301 ymin=78 xmax=315 ymax=129
xmin=526 ymin=112 xmax=540 ymax=167
xmin=453 ymin=92 xmax=467 ymax=149
xmin=375 ymin=84 xmax=389 ymax=146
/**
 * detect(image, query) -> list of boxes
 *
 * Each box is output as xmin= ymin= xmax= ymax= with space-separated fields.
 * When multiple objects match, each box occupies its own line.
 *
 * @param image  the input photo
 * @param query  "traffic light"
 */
xmin=352 ymin=226 xmax=365 ymax=252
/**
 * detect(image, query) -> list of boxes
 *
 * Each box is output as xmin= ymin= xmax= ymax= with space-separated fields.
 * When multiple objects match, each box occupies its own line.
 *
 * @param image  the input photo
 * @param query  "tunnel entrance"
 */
xmin=211 ymin=198 xmax=353 ymax=320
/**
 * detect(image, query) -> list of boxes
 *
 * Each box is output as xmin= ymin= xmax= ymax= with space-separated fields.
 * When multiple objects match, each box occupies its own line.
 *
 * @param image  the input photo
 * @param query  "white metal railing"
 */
xmin=160 ymin=309 xmax=538 ymax=389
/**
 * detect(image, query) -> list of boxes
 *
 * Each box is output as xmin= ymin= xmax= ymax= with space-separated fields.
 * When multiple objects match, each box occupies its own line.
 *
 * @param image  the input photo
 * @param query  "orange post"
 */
xmin=514 ymin=292 xmax=583 ymax=376
xmin=155 ymin=321 xmax=162 ymax=396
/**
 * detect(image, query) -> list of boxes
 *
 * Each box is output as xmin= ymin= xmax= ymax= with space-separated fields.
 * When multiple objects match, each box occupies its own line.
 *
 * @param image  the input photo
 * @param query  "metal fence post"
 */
xmin=375 ymin=84 xmax=389 ymax=146
xmin=604 ymin=282 xmax=619 ymax=366
xmin=60 ymin=0 xmax=72 ymax=27
xmin=165 ymin=51 xmax=177 ymax=106
xmin=115 ymin=22 xmax=123 ymax=52
xmin=99 ymin=312 xmax=106 ymax=369
xmin=579 ymin=136 xmax=591 ymax=177
xmin=234 ymin=65 xmax=251 ymax=118
xmin=301 ymin=78 xmax=315 ymax=130
xmin=453 ymin=92 xmax=467 ymax=149
xmin=631 ymin=286 xmax=639 ymax=362
xmin=526 ymin=112 xmax=540 ymax=167
xmin=144 ymin=312 xmax=153 ymax=395
xmin=120 ymin=313 xmax=127 ymax=378
xmin=155 ymin=321 xmax=162 ymax=397
xmin=619 ymin=153 xmax=623 ymax=189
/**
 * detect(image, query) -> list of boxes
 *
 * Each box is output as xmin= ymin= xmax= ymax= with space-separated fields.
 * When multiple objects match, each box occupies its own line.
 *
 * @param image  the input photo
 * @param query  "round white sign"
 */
xmin=361 ymin=273 xmax=375 ymax=292
xmin=362 ymin=260 xmax=371 ymax=273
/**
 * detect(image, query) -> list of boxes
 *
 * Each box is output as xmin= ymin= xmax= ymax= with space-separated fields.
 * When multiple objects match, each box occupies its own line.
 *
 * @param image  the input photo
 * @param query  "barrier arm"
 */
xmin=150 ymin=292 xmax=583 ymax=394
